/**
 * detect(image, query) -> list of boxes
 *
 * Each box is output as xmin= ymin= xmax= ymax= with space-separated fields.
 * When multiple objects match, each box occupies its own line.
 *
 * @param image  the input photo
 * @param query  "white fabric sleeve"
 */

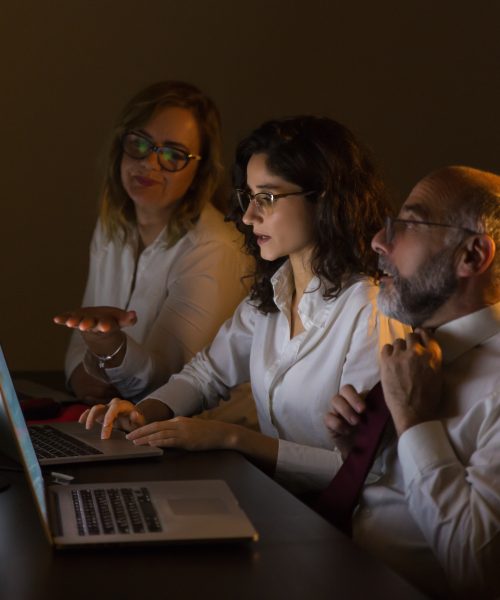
xmin=138 ymin=299 xmax=256 ymax=415
xmin=93 ymin=239 xmax=249 ymax=399
xmin=64 ymin=222 xmax=101 ymax=385
xmin=398 ymin=413 xmax=500 ymax=596
xmin=275 ymin=440 xmax=343 ymax=492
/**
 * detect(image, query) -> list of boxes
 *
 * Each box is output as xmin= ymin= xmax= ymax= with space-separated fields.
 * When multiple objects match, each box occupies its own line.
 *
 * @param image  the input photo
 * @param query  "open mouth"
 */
xmin=255 ymin=234 xmax=271 ymax=245
xmin=377 ymin=259 xmax=398 ymax=284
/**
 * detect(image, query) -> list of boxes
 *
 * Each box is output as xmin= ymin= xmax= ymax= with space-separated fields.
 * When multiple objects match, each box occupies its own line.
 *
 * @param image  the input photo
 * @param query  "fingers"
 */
xmin=127 ymin=419 xmax=179 ymax=446
xmin=119 ymin=310 xmax=138 ymax=328
xmin=324 ymin=412 xmax=352 ymax=436
xmin=100 ymin=398 xmax=134 ymax=440
xmin=79 ymin=403 xmax=107 ymax=429
xmin=52 ymin=307 xmax=126 ymax=333
xmin=325 ymin=384 xmax=366 ymax=438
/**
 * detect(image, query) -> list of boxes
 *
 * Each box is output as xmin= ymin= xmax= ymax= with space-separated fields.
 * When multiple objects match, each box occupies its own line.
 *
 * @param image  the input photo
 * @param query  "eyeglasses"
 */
xmin=234 ymin=188 xmax=316 ymax=212
xmin=121 ymin=131 xmax=202 ymax=172
xmin=385 ymin=216 xmax=480 ymax=244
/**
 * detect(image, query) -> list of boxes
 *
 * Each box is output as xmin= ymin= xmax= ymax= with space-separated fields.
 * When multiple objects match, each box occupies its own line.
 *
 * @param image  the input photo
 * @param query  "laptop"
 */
xmin=0 ymin=349 xmax=258 ymax=547
xmin=0 ymin=347 xmax=162 ymax=464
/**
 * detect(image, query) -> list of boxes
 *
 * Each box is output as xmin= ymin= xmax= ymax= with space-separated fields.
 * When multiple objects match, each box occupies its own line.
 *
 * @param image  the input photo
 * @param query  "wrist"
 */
xmin=223 ymin=424 xmax=244 ymax=451
xmin=87 ymin=333 xmax=126 ymax=369
xmin=137 ymin=398 xmax=174 ymax=423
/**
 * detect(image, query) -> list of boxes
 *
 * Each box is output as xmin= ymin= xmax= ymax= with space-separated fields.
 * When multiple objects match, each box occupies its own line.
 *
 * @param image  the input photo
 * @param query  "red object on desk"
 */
xmin=23 ymin=398 xmax=88 ymax=425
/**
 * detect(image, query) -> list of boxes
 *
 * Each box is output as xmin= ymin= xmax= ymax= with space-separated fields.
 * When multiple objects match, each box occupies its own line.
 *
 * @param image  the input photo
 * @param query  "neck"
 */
xmin=135 ymin=207 xmax=171 ymax=247
xmin=422 ymin=278 xmax=500 ymax=328
xmin=289 ymin=251 xmax=314 ymax=300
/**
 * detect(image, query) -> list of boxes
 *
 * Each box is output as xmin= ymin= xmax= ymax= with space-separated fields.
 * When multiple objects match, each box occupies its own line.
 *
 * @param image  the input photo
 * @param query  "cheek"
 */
xmin=393 ymin=244 xmax=431 ymax=279
xmin=173 ymin=166 xmax=197 ymax=197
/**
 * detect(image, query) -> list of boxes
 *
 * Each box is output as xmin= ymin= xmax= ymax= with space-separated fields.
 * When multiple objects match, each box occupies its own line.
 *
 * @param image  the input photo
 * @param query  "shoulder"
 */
xmin=336 ymin=276 xmax=379 ymax=308
xmin=186 ymin=204 xmax=243 ymax=250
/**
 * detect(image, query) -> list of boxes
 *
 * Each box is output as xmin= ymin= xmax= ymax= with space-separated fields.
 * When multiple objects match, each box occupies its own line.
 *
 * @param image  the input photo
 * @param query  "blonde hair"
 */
xmin=100 ymin=81 xmax=224 ymax=246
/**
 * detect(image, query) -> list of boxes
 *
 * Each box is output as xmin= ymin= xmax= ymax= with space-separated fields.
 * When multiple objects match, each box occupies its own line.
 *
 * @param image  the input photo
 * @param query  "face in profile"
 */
xmin=373 ymin=180 xmax=459 ymax=326
xmin=241 ymin=153 xmax=315 ymax=264
xmin=120 ymin=105 xmax=202 ymax=221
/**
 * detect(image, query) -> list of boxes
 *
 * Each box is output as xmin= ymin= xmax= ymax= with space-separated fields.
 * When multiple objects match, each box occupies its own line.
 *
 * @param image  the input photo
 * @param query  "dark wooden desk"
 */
xmin=0 ymin=448 xmax=426 ymax=600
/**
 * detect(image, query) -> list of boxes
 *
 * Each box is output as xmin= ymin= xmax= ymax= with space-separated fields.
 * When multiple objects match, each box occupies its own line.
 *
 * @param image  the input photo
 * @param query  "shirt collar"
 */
xmin=270 ymin=261 xmax=337 ymax=329
xmin=434 ymin=301 xmax=500 ymax=365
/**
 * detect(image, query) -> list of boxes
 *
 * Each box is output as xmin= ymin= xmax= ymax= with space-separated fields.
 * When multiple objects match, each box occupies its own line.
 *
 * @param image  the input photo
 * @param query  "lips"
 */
xmin=377 ymin=257 xmax=398 ymax=284
xmin=254 ymin=232 xmax=271 ymax=245
xmin=134 ymin=175 xmax=159 ymax=187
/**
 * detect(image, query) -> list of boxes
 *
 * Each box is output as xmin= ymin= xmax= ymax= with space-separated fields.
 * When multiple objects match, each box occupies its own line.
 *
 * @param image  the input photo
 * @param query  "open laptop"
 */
xmin=0 ymin=349 xmax=258 ymax=547
xmin=0 ymin=346 xmax=162 ymax=464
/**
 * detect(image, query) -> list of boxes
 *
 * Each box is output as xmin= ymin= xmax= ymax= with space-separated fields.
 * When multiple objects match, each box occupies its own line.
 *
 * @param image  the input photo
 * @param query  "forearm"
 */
xmin=400 ymin=421 xmax=500 ymax=595
xmin=227 ymin=426 xmax=279 ymax=475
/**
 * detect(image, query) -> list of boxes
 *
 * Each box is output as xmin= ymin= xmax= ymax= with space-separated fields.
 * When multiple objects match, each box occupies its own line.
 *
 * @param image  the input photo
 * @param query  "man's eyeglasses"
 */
xmin=121 ymin=131 xmax=202 ymax=172
xmin=235 ymin=188 xmax=316 ymax=212
xmin=385 ymin=216 xmax=480 ymax=244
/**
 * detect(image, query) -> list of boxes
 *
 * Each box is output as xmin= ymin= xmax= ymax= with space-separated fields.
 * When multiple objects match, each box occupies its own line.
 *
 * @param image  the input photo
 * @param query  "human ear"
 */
xmin=456 ymin=234 xmax=496 ymax=277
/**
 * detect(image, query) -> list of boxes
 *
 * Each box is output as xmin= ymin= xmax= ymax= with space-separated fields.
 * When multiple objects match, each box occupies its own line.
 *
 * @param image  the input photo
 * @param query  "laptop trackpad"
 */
xmin=167 ymin=498 xmax=229 ymax=515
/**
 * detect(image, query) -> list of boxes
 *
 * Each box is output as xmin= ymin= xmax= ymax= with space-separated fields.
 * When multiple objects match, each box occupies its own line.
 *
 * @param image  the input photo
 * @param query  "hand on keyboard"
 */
xmin=79 ymin=398 xmax=146 ymax=440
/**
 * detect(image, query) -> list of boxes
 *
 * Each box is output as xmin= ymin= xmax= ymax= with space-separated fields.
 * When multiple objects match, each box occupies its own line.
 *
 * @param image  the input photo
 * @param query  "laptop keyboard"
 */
xmin=29 ymin=425 xmax=103 ymax=459
xmin=71 ymin=487 xmax=163 ymax=535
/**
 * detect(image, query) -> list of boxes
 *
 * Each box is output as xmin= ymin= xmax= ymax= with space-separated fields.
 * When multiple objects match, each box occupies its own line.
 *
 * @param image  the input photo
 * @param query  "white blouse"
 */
xmin=65 ymin=203 xmax=252 ymax=400
xmin=145 ymin=261 xmax=409 ymax=493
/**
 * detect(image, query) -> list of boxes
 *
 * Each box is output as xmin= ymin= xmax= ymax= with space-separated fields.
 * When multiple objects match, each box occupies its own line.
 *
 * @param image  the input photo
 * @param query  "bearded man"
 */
xmin=325 ymin=166 xmax=500 ymax=599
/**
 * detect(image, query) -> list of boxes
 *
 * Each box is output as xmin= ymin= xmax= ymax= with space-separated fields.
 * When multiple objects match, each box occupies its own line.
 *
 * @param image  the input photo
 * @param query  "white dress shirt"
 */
xmin=145 ymin=261 xmax=408 ymax=493
xmin=65 ymin=203 xmax=252 ymax=400
xmin=354 ymin=303 xmax=500 ymax=599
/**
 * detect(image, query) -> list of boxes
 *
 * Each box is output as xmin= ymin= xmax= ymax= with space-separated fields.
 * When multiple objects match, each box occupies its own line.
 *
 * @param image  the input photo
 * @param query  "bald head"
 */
xmin=419 ymin=166 xmax=500 ymax=233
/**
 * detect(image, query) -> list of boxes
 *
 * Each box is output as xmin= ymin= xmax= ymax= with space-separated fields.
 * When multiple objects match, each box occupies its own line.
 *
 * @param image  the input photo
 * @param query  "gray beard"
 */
xmin=377 ymin=249 xmax=459 ymax=327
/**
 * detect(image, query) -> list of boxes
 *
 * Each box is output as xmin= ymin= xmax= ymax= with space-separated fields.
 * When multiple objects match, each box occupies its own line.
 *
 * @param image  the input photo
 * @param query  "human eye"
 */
xmin=159 ymin=146 xmax=187 ymax=168
xmin=395 ymin=218 xmax=420 ymax=233
xmin=254 ymin=192 xmax=274 ymax=208
xmin=125 ymin=133 xmax=151 ymax=157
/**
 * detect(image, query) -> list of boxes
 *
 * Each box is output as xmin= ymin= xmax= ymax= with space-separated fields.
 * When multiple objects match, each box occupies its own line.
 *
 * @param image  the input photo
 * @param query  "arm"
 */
xmin=81 ymin=298 xmax=256 ymax=438
xmin=98 ymin=238 xmax=250 ymax=398
xmin=62 ymin=223 xmax=126 ymax=401
xmin=382 ymin=329 xmax=500 ymax=595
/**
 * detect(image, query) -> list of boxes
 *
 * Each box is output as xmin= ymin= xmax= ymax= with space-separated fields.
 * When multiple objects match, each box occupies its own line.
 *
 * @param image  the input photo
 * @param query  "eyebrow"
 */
xmin=398 ymin=202 xmax=432 ymax=220
xmin=134 ymin=129 xmax=189 ymax=151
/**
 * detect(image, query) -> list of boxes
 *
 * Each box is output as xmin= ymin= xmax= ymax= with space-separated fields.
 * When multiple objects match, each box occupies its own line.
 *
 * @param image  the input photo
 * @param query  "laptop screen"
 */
xmin=0 ymin=346 xmax=50 ymax=531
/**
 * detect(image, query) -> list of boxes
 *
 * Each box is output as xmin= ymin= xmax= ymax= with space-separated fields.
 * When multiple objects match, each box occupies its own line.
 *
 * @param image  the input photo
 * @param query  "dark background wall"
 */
xmin=1 ymin=0 xmax=499 ymax=369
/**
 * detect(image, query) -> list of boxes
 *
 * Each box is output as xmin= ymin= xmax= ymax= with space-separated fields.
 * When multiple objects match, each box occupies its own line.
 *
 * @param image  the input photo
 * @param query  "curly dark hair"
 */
xmin=228 ymin=116 xmax=389 ymax=313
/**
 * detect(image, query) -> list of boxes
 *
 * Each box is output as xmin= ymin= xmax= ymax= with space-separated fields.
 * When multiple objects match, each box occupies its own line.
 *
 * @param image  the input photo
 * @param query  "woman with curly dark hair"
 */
xmin=81 ymin=116 xmax=408 ymax=494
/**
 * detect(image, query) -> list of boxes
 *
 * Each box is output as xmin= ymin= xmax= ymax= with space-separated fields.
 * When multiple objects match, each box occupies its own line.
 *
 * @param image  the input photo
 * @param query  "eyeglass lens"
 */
xmin=122 ymin=133 xmax=190 ymax=172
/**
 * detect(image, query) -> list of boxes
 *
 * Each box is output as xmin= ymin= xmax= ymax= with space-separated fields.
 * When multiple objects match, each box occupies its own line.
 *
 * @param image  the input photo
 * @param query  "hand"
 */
xmin=324 ymin=384 xmax=367 ymax=458
xmin=78 ymin=398 xmax=146 ymax=440
xmin=126 ymin=417 xmax=238 ymax=451
xmin=380 ymin=328 xmax=443 ymax=436
xmin=53 ymin=306 xmax=137 ymax=334
xmin=69 ymin=364 xmax=120 ymax=404
xmin=54 ymin=306 xmax=137 ymax=364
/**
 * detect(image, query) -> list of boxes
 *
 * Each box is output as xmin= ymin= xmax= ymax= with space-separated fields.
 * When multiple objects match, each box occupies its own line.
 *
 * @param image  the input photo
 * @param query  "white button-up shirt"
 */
xmin=65 ymin=204 xmax=252 ymax=399
xmin=354 ymin=303 xmax=500 ymax=598
xmin=146 ymin=261 xmax=408 ymax=492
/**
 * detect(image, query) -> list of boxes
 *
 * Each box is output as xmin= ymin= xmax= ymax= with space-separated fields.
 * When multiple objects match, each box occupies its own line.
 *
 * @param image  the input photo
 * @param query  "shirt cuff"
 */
xmin=398 ymin=420 xmax=456 ymax=488
xmin=275 ymin=439 xmax=343 ymax=493
xmin=145 ymin=375 xmax=205 ymax=417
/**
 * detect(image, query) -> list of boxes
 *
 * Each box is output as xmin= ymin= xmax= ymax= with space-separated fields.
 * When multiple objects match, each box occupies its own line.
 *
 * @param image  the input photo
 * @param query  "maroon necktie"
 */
xmin=314 ymin=382 xmax=389 ymax=535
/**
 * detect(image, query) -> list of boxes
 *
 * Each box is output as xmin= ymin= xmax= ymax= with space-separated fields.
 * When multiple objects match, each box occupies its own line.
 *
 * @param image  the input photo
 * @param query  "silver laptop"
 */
xmin=0 ymin=348 xmax=258 ymax=547
xmin=0 ymin=347 xmax=162 ymax=464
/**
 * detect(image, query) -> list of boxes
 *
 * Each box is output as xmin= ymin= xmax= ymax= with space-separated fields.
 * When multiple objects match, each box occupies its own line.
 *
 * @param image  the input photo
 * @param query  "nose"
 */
xmin=371 ymin=225 xmax=390 ymax=255
xmin=143 ymin=149 xmax=162 ymax=171
xmin=242 ymin=200 xmax=262 ymax=226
